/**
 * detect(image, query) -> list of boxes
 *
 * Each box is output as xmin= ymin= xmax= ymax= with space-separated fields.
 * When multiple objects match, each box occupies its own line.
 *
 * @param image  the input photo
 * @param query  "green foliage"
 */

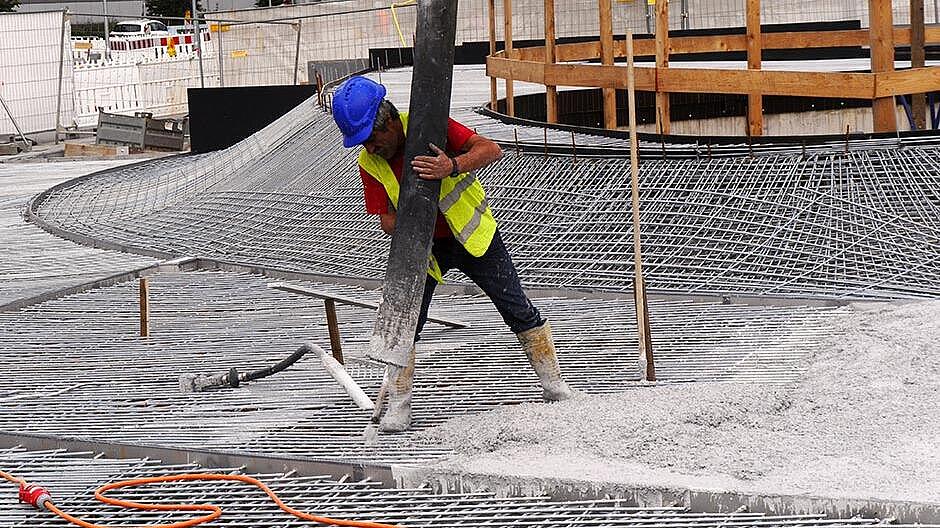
xmin=145 ymin=0 xmax=201 ymax=20
xmin=71 ymin=22 xmax=106 ymax=38
xmin=0 ymin=0 xmax=20 ymax=13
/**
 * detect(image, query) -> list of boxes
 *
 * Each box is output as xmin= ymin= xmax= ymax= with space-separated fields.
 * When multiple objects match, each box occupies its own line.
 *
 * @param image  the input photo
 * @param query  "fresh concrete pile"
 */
xmin=421 ymin=299 xmax=940 ymax=503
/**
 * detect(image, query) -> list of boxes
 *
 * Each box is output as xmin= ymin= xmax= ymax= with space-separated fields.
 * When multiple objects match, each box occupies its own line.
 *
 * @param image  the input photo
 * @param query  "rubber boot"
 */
xmin=379 ymin=346 xmax=416 ymax=433
xmin=516 ymin=321 xmax=575 ymax=401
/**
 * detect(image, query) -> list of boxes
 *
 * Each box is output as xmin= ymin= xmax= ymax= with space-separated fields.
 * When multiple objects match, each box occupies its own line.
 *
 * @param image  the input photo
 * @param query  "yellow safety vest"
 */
xmin=359 ymin=112 xmax=498 ymax=283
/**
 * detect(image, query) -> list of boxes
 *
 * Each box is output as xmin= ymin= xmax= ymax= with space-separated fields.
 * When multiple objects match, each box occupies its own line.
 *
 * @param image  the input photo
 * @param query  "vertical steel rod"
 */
xmin=293 ymin=20 xmax=302 ymax=85
xmin=217 ymin=22 xmax=224 ymax=87
xmin=55 ymin=10 xmax=68 ymax=145
xmin=103 ymin=0 xmax=110 ymax=60
xmin=192 ymin=0 xmax=205 ymax=88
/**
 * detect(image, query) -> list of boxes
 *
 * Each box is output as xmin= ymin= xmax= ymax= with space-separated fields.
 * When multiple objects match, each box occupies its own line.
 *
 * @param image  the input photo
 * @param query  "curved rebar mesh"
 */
xmin=31 ymin=95 xmax=940 ymax=300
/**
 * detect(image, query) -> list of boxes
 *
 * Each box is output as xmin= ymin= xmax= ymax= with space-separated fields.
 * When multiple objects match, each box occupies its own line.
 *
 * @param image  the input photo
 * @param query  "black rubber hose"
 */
xmin=242 ymin=343 xmax=313 ymax=382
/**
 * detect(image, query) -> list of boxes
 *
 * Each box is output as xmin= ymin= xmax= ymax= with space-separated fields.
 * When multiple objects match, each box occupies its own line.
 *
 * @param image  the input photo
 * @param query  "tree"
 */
xmin=146 ymin=0 xmax=201 ymax=20
xmin=0 ymin=0 xmax=20 ymax=13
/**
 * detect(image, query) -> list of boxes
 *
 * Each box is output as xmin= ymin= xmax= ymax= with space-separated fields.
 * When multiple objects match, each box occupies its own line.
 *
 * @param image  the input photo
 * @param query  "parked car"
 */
xmin=110 ymin=19 xmax=170 ymax=37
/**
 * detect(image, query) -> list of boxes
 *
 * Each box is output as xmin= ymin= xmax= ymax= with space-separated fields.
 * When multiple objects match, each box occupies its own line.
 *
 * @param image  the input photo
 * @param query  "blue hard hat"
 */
xmin=332 ymin=76 xmax=387 ymax=148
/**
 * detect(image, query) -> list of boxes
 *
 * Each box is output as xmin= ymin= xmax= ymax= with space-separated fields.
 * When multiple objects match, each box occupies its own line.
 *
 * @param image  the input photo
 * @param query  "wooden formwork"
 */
xmin=487 ymin=0 xmax=939 ymax=134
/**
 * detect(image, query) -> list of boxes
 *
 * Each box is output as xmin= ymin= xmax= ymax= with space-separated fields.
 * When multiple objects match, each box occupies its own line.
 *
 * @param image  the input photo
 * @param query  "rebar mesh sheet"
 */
xmin=0 ymin=160 xmax=156 ymax=307
xmin=27 ymin=64 xmax=940 ymax=299
xmin=0 ymin=270 xmax=835 ymax=467
xmin=2 ymin=446 xmax=902 ymax=528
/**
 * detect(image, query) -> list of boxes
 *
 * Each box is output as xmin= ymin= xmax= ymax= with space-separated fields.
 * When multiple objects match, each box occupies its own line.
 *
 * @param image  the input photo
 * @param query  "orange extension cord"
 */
xmin=1 ymin=469 xmax=401 ymax=528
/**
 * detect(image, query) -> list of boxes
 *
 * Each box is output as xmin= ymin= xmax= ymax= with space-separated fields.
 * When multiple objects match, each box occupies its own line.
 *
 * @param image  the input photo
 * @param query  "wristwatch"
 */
xmin=449 ymin=157 xmax=460 ymax=177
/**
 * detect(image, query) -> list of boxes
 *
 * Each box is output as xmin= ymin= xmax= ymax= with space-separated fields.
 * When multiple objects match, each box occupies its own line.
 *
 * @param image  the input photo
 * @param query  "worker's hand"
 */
xmin=412 ymin=143 xmax=454 ymax=180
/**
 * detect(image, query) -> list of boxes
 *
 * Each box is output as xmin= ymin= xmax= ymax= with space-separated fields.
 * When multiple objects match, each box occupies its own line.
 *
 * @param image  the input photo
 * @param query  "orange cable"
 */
xmin=3 ymin=469 xmax=402 ymax=528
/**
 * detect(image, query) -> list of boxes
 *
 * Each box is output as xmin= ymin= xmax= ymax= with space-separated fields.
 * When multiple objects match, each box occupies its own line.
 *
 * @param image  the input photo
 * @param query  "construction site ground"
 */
xmin=2 ymin=66 xmax=939 ymax=526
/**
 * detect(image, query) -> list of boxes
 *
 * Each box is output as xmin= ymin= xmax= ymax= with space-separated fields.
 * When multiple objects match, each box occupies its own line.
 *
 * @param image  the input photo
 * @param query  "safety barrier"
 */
xmin=73 ymin=55 xmax=218 ymax=128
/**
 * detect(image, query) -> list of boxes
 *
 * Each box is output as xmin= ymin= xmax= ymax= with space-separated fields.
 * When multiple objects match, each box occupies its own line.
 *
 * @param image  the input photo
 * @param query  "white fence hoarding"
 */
xmin=73 ymin=56 xmax=215 ymax=128
xmin=0 ymin=11 xmax=75 ymax=136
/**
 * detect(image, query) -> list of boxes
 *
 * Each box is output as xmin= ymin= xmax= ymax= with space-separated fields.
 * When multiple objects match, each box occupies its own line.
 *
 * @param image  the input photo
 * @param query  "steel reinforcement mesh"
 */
xmin=29 ymin=79 xmax=940 ymax=300
xmin=0 ymin=270 xmax=836 ymax=467
xmin=4 ymin=446 xmax=914 ymax=528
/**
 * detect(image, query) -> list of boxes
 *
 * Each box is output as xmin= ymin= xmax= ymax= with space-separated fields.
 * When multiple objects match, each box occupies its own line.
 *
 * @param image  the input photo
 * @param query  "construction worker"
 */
xmin=332 ymin=76 xmax=575 ymax=432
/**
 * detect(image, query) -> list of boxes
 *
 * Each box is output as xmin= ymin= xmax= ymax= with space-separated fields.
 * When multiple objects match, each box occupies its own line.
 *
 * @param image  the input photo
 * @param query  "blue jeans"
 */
xmin=415 ymin=229 xmax=543 ymax=340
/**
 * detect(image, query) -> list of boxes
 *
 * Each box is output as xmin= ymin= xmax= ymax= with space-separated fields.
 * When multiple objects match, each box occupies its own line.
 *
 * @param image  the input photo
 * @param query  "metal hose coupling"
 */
xmin=179 ymin=343 xmax=314 ymax=393
xmin=19 ymin=482 xmax=51 ymax=510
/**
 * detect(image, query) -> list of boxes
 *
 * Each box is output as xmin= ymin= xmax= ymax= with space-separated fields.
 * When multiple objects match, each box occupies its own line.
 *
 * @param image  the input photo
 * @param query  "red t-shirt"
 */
xmin=360 ymin=118 xmax=477 ymax=239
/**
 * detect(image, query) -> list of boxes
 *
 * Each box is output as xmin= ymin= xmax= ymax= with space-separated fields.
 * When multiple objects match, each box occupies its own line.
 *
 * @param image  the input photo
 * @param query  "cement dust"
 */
xmin=419 ymin=300 xmax=940 ymax=503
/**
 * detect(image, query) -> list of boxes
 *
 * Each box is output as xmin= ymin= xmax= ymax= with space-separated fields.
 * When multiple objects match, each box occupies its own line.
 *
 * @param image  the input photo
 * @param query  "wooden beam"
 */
xmin=875 ymin=66 xmax=940 ymax=97
xmin=545 ymin=0 xmax=558 ymax=123
xmin=655 ymin=0 xmax=670 ymax=134
xmin=600 ymin=0 xmax=617 ymax=129
xmin=488 ymin=0 xmax=497 ymax=111
xmin=488 ymin=56 xmax=877 ymax=98
xmin=746 ymin=0 xmax=763 ymax=137
xmin=870 ymin=0 xmax=897 ymax=132
xmin=503 ymin=0 xmax=514 ymax=117
xmin=912 ymin=0 xmax=927 ymax=129
xmin=660 ymin=68 xmax=875 ymax=98
xmin=550 ymin=26 xmax=940 ymax=64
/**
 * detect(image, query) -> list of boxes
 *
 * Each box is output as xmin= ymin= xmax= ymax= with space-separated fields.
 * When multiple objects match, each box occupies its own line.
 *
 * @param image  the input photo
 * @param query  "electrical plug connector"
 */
xmin=18 ymin=482 xmax=51 ymax=510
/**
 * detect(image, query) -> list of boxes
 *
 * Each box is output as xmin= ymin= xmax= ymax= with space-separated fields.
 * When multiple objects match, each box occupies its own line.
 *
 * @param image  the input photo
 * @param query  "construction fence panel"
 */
xmin=215 ymin=21 xmax=300 ymax=87
xmin=137 ymin=57 xmax=212 ymax=117
xmin=73 ymin=56 xmax=218 ymax=128
xmin=73 ymin=61 xmax=143 ymax=128
xmin=0 ymin=11 xmax=74 ymax=136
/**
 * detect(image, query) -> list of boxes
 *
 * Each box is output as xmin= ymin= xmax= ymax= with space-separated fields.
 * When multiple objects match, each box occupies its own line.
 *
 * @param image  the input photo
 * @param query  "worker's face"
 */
xmin=363 ymin=120 xmax=402 ymax=160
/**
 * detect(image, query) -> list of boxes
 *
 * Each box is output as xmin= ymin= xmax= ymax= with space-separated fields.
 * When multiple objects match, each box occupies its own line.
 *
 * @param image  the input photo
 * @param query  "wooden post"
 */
xmin=599 ymin=0 xmax=617 ymax=129
xmin=488 ymin=0 xmax=498 ymax=111
xmin=655 ymin=0 xmax=670 ymax=135
xmin=545 ymin=0 xmax=558 ymax=123
xmin=503 ymin=0 xmax=515 ymax=117
xmin=139 ymin=278 xmax=149 ymax=338
xmin=870 ymin=0 xmax=897 ymax=132
xmin=911 ymin=0 xmax=927 ymax=130
xmin=746 ymin=0 xmax=763 ymax=136
xmin=626 ymin=30 xmax=655 ymax=382
xmin=324 ymin=299 xmax=344 ymax=364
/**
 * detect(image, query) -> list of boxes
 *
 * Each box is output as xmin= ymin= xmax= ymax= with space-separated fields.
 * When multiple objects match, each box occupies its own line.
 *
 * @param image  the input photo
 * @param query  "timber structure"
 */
xmin=487 ymin=0 xmax=940 ymax=134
